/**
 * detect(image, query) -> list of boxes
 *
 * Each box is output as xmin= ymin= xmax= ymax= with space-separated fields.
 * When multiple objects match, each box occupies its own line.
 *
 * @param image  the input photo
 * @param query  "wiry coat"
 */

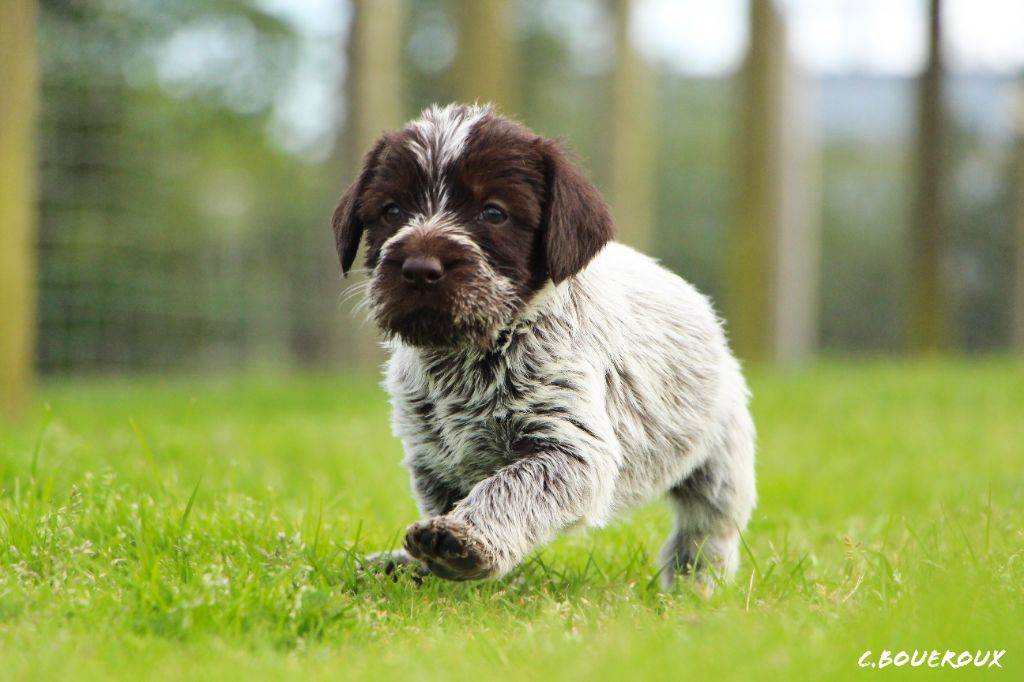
xmin=333 ymin=103 xmax=756 ymax=585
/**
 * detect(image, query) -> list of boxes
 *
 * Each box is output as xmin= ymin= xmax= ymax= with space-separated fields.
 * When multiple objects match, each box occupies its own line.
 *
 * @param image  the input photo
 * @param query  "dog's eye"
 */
xmin=383 ymin=204 xmax=403 ymax=225
xmin=478 ymin=205 xmax=507 ymax=225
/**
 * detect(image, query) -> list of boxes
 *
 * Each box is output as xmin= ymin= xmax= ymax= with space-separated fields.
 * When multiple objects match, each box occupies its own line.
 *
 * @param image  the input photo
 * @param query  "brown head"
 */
xmin=332 ymin=103 xmax=613 ymax=349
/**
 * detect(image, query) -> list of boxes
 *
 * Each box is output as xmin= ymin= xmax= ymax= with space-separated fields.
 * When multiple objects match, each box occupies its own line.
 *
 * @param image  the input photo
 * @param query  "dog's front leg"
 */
xmin=404 ymin=448 xmax=616 ymax=580
xmin=362 ymin=462 xmax=463 ymax=577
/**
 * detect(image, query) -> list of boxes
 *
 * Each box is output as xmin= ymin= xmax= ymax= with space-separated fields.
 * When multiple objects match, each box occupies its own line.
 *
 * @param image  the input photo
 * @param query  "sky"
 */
xmin=263 ymin=0 xmax=1024 ymax=78
xmin=248 ymin=0 xmax=1024 ymax=159
xmin=636 ymin=0 xmax=1024 ymax=76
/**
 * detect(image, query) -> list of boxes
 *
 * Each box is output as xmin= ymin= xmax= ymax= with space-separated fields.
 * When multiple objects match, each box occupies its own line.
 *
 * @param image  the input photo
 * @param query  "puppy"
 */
xmin=334 ymin=103 xmax=756 ymax=586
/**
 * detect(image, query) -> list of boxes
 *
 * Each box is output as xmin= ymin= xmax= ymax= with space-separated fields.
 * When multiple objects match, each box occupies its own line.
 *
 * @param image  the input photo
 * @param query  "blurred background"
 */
xmin=2 ymin=0 xmax=1024 ymax=417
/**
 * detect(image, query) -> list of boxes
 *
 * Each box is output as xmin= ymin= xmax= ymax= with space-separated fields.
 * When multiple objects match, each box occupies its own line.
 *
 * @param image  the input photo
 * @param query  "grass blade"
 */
xmin=179 ymin=476 xmax=202 ymax=533
xmin=30 ymin=404 xmax=53 ymax=482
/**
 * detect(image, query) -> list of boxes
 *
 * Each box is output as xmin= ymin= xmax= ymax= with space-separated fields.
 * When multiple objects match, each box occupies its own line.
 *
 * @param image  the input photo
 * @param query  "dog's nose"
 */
xmin=401 ymin=256 xmax=445 ymax=286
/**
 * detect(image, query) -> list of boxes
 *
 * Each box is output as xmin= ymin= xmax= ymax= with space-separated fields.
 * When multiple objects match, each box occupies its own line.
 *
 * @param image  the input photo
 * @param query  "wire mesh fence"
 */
xmin=35 ymin=1 xmax=351 ymax=373
xmin=26 ymin=0 xmax=1024 ymax=376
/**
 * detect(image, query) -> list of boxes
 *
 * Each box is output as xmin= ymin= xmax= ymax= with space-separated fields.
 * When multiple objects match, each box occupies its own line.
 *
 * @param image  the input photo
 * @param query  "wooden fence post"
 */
xmin=726 ymin=0 xmax=820 ymax=363
xmin=909 ymin=0 xmax=951 ymax=353
xmin=608 ymin=0 xmax=656 ymax=252
xmin=342 ymin=0 xmax=406 ymax=371
xmin=1012 ymin=78 xmax=1024 ymax=351
xmin=0 ymin=0 xmax=40 ymax=419
xmin=454 ymin=0 xmax=520 ymax=116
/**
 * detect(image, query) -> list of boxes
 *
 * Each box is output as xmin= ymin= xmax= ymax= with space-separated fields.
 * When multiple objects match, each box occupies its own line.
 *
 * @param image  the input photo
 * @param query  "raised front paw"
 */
xmin=404 ymin=517 xmax=498 ymax=581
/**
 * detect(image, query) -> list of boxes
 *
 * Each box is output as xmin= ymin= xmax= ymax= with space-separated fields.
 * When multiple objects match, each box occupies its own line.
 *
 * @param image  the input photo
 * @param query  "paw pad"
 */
xmin=404 ymin=517 xmax=497 ymax=581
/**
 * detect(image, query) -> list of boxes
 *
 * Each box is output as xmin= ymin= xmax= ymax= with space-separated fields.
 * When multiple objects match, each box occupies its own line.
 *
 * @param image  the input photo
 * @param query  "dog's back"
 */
xmin=568 ymin=242 xmax=756 ymax=515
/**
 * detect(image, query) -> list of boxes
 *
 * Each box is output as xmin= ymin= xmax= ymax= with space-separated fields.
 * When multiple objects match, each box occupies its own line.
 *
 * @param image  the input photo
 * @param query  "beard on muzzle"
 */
xmin=376 ymin=307 xmax=494 ymax=349
xmin=382 ymin=308 xmax=459 ymax=347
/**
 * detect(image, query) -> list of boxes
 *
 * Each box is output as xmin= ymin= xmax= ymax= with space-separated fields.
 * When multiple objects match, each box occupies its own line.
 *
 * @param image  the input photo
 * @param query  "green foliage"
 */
xmin=0 ymin=363 xmax=1021 ymax=679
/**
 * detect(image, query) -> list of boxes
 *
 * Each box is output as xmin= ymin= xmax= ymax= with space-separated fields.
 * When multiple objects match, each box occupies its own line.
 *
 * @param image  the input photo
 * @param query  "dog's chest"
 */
xmin=390 ymin=345 xmax=544 ymax=491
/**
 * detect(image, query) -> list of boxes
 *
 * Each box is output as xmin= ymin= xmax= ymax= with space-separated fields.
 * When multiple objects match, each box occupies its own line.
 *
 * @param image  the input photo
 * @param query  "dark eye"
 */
xmin=478 ymin=205 xmax=507 ymax=225
xmin=383 ymin=204 xmax=402 ymax=225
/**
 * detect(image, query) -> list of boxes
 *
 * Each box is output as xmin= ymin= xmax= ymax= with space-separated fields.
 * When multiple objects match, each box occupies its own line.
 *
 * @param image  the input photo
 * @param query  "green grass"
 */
xmin=1 ymin=361 xmax=1022 ymax=680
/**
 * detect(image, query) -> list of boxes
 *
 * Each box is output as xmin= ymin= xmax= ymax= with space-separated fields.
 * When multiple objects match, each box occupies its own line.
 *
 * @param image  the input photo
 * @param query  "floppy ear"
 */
xmin=537 ymin=138 xmax=615 ymax=284
xmin=332 ymin=138 xmax=387 ymax=276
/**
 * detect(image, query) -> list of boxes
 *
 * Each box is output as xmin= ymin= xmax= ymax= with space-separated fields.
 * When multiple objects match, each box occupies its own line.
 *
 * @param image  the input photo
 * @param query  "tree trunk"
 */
xmin=726 ymin=0 xmax=819 ymax=363
xmin=0 ymin=0 xmax=39 ymax=420
xmin=453 ymin=0 xmax=519 ymax=116
xmin=608 ymin=0 xmax=656 ymax=252
xmin=909 ymin=0 xmax=951 ymax=353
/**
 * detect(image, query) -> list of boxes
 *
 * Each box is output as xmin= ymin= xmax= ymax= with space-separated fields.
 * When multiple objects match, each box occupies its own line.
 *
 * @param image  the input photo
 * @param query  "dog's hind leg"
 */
xmin=659 ymin=409 xmax=756 ymax=590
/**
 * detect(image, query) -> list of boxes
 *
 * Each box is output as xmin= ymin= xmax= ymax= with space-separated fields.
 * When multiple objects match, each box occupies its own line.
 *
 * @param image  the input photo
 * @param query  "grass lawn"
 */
xmin=1 ymin=360 xmax=1021 ymax=680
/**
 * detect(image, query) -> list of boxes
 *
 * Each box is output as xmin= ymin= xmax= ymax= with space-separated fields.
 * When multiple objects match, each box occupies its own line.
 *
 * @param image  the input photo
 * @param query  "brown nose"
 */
xmin=401 ymin=256 xmax=445 ymax=286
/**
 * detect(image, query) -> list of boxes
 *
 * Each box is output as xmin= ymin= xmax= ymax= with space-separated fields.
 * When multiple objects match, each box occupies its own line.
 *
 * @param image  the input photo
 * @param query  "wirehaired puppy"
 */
xmin=334 ymin=103 xmax=756 ymax=587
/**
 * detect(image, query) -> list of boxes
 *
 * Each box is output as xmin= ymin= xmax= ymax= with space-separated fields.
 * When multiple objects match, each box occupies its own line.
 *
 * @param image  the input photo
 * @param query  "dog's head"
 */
xmin=332 ymin=103 xmax=613 ymax=349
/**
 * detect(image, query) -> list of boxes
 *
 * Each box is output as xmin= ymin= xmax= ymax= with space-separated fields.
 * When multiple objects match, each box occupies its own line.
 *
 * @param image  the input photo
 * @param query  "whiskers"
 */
xmin=337 ymin=270 xmax=376 ymax=324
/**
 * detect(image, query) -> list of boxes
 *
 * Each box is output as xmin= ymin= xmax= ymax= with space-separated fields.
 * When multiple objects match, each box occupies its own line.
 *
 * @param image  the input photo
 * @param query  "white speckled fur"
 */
xmin=407 ymin=103 xmax=492 ymax=212
xmin=385 ymin=243 xmax=757 ymax=584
